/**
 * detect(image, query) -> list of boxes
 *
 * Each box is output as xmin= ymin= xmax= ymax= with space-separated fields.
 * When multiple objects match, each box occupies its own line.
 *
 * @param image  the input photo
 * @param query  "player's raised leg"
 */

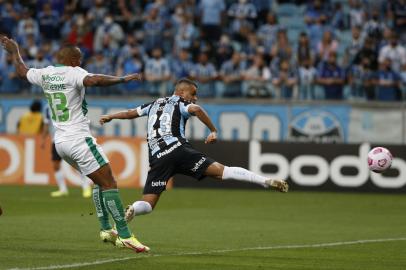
xmin=204 ymin=162 xmax=289 ymax=192
xmin=124 ymin=161 xmax=288 ymax=226
xmin=125 ymin=162 xmax=170 ymax=223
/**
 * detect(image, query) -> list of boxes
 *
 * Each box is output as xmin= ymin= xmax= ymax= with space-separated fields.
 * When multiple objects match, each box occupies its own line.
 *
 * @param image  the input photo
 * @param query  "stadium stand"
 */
xmin=0 ymin=0 xmax=405 ymax=101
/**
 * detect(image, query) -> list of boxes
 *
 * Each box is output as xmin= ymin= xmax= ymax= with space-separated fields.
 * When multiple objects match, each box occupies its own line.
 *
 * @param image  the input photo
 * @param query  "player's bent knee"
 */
xmin=204 ymin=162 xmax=225 ymax=179
xmin=87 ymin=164 xmax=117 ymax=189
xmin=103 ymin=180 xmax=117 ymax=190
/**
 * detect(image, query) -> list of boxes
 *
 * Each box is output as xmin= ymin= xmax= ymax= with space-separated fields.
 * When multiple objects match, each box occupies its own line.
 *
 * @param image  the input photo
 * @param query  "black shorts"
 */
xmin=51 ymin=142 xmax=62 ymax=161
xmin=143 ymin=142 xmax=215 ymax=195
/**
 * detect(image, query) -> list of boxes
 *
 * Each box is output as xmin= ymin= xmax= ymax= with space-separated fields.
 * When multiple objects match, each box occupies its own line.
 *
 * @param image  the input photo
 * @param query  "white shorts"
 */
xmin=55 ymin=136 xmax=109 ymax=176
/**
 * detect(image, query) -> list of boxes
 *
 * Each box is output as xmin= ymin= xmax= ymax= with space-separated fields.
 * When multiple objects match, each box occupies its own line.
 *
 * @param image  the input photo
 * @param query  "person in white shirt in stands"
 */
xmin=144 ymin=47 xmax=171 ymax=96
xmin=298 ymin=57 xmax=317 ymax=100
xmin=379 ymin=32 xmax=406 ymax=73
xmin=198 ymin=0 xmax=226 ymax=42
xmin=0 ymin=35 xmax=149 ymax=253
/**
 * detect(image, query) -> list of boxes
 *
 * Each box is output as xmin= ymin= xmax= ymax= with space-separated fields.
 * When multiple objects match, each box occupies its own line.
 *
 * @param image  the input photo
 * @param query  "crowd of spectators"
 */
xmin=0 ymin=0 xmax=406 ymax=101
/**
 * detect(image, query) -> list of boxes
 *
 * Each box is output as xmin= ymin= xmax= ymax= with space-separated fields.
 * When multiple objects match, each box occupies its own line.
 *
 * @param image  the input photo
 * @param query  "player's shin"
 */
xmin=81 ymin=174 xmax=92 ymax=198
xmin=50 ymin=169 xmax=68 ymax=197
xmin=55 ymin=169 xmax=68 ymax=193
xmin=92 ymin=185 xmax=112 ymax=230
xmin=222 ymin=166 xmax=268 ymax=187
xmin=102 ymin=189 xmax=131 ymax=238
xmin=221 ymin=166 xmax=289 ymax=192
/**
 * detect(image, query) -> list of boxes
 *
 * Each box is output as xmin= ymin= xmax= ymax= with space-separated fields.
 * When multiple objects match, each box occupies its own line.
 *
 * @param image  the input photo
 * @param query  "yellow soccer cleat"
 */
xmin=50 ymin=190 xmax=69 ymax=197
xmin=82 ymin=187 xmax=92 ymax=198
xmin=265 ymin=179 xmax=289 ymax=193
xmin=100 ymin=228 xmax=118 ymax=244
xmin=116 ymin=235 xmax=150 ymax=253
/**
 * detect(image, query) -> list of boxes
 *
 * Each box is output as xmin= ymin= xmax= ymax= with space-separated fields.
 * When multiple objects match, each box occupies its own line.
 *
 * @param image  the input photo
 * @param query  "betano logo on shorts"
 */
xmin=151 ymin=180 xmax=167 ymax=187
xmin=191 ymin=157 xmax=206 ymax=172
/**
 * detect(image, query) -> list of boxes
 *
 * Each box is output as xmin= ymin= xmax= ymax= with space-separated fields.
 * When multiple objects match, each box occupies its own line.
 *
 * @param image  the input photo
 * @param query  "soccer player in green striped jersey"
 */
xmin=1 ymin=35 xmax=148 ymax=253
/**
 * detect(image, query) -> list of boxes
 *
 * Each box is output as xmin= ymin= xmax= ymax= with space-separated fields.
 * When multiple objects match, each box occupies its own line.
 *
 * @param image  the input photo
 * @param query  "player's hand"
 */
xmin=0 ymin=35 xmax=19 ymax=54
xmin=205 ymin=131 xmax=217 ymax=144
xmin=99 ymin=115 xmax=112 ymax=125
xmin=123 ymin=73 xmax=142 ymax=82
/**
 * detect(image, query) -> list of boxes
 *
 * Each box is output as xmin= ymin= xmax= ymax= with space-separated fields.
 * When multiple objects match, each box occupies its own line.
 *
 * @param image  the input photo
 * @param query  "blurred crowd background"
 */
xmin=0 ymin=0 xmax=405 ymax=101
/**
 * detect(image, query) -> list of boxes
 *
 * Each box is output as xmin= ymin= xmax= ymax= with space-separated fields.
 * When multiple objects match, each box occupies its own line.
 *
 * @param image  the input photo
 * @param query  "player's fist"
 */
xmin=124 ymin=73 xmax=142 ymax=82
xmin=205 ymin=131 xmax=217 ymax=144
xmin=99 ymin=115 xmax=112 ymax=125
xmin=0 ymin=35 xmax=19 ymax=54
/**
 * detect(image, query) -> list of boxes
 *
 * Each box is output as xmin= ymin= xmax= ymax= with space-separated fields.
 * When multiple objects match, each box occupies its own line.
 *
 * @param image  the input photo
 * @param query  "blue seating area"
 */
xmin=0 ymin=0 xmax=404 ymax=102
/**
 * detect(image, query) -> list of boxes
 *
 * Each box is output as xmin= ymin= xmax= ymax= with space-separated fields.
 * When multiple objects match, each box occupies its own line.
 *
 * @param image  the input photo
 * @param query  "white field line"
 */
xmin=6 ymin=237 xmax=406 ymax=270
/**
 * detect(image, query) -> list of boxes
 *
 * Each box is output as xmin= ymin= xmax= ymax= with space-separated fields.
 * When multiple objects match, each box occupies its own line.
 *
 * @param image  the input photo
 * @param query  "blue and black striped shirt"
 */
xmin=136 ymin=95 xmax=192 ymax=157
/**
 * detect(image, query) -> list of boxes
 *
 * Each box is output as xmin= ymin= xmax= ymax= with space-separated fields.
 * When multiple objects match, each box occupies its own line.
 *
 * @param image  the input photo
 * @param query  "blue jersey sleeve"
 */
xmin=136 ymin=102 xmax=153 ymax=117
xmin=179 ymin=101 xmax=192 ymax=119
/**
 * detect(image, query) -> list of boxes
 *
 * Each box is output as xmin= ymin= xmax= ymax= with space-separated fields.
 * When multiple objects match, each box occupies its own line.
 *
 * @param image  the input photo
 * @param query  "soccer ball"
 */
xmin=367 ymin=147 xmax=393 ymax=173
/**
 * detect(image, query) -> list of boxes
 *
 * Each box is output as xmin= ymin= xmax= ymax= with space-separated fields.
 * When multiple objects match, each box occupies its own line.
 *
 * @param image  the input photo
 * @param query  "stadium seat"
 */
xmin=281 ymin=17 xmax=306 ymax=31
xmin=298 ymin=4 xmax=307 ymax=15
xmin=276 ymin=3 xmax=301 ymax=17
xmin=287 ymin=29 xmax=301 ymax=43
xmin=278 ymin=16 xmax=291 ymax=27
xmin=336 ymin=30 xmax=352 ymax=47
xmin=337 ymin=42 xmax=347 ymax=55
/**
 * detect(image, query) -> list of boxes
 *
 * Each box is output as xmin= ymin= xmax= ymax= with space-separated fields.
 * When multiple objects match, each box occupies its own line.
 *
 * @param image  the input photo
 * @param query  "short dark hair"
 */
xmin=56 ymin=44 xmax=81 ymax=62
xmin=175 ymin=78 xmax=198 ymax=89
xmin=30 ymin=99 xmax=42 ymax=112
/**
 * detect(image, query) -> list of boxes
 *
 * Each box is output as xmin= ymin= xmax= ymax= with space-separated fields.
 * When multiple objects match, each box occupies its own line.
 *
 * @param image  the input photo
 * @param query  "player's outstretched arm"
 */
xmin=0 ymin=35 xmax=29 ymax=79
xmin=83 ymin=73 xmax=142 ymax=87
xmin=99 ymin=109 xmax=139 ymax=125
xmin=188 ymin=104 xmax=218 ymax=144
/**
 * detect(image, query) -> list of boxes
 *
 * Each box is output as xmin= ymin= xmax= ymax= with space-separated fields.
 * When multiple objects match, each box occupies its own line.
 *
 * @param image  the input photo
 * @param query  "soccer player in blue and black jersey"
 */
xmin=99 ymin=78 xmax=288 ymax=225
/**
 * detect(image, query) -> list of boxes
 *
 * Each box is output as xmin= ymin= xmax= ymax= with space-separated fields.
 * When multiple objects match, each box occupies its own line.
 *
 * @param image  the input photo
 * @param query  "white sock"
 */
xmin=222 ymin=166 xmax=268 ymax=187
xmin=55 ymin=169 xmax=68 ymax=193
xmin=132 ymin=201 xmax=152 ymax=216
xmin=80 ymin=174 xmax=92 ymax=189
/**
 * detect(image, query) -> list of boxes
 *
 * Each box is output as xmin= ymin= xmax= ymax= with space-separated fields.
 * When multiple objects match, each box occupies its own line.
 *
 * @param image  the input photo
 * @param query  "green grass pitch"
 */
xmin=0 ymin=185 xmax=406 ymax=270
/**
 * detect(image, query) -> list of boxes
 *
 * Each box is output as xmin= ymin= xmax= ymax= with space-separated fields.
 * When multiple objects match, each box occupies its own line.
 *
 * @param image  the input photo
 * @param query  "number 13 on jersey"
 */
xmin=45 ymin=92 xmax=70 ymax=122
